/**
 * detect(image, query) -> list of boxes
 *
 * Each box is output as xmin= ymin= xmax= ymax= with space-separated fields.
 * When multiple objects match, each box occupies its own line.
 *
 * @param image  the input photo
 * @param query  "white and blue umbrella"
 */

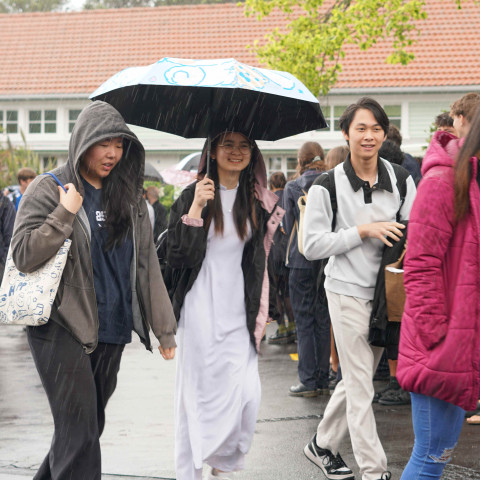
xmin=90 ymin=57 xmax=326 ymax=140
xmin=90 ymin=57 xmax=327 ymax=173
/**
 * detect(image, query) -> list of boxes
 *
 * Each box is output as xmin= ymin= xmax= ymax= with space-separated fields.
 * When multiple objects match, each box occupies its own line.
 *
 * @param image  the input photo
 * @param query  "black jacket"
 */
xmin=369 ymin=219 xmax=408 ymax=347
xmin=166 ymin=183 xmax=273 ymax=351
xmin=0 ymin=193 xmax=15 ymax=278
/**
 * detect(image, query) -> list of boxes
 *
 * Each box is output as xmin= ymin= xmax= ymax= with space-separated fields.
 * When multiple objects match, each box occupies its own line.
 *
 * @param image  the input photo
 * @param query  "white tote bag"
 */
xmin=0 ymin=172 xmax=72 ymax=326
xmin=0 ymin=239 xmax=72 ymax=326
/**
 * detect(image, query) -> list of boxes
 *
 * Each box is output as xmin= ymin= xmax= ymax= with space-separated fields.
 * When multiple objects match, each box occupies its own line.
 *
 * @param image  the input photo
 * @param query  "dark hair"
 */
xmin=100 ymin=138 xmax=138 ymax=250
xmin=325 ymin=145 xmax=349 ymax=169
xmin=269 ymin=171 xmax=286 ymax=190
xmin=17 ymin=167 xmax=36 ymax=183
xmin=435 ymin=112 xmax=454 ymax=128
xmin=296 ymin=141 xmax=325 ymax=177
xmin=339 ymin=97 xmax=389 ymax=136
xmin=386 ymin=124 xmax=402 ymax=147
xmin=379 ymin=140 xmax=404 ymax=166
xmin=454 ymin=107 xmax=480 ymax=220
xmin=197 ymin=133 xmax=258 ymax=240
xmin=450 ymin=93 xmax=480 ymax=123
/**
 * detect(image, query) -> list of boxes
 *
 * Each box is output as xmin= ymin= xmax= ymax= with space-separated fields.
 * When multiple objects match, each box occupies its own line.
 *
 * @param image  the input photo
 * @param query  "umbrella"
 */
xmin=144 ymin=161 xmax=164 ymax=182
xmin=90 ymin=57 xmax=328 ymax=173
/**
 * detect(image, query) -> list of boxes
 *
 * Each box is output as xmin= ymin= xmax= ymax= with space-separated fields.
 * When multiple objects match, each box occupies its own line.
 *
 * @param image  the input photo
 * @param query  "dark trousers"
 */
xmin=289 ymin=267 xmax=330 ymax=389
xmin=27 ymin=320 xmax=125 ymax=480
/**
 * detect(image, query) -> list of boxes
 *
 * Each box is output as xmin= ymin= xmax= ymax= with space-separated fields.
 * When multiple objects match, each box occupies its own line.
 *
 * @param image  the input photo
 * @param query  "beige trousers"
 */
xmin=316 ymin=291 xmax=387 ymax=480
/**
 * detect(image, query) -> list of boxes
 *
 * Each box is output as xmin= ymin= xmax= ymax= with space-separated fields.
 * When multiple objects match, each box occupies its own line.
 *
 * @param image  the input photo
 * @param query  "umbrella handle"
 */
xmin=206 ymin=135 xmax=211 ymax=178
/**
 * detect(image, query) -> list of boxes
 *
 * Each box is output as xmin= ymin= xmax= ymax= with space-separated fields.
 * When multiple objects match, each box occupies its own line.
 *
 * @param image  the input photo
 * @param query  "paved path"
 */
xmin=1 ymin=324 xmax=479 ymax=479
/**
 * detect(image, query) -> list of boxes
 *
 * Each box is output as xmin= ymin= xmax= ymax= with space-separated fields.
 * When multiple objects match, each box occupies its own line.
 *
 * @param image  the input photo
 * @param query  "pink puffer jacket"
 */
xmin=397 ymin=131 xmax=480 ymax=411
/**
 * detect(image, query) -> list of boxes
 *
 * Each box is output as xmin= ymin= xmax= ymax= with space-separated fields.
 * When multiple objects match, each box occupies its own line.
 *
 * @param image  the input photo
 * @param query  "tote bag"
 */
xmin=384 ymin=246 xmax=407 ymax=322
xmin=0 ymin=172 xmax=72 ymax=326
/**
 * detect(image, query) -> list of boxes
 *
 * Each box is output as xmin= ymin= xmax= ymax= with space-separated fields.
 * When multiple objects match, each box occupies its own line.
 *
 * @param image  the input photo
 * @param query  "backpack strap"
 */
xmin=390 ymin=163 xmax=410 ymax=222
xmin=327 ymin=169 xmax=337 ymax=231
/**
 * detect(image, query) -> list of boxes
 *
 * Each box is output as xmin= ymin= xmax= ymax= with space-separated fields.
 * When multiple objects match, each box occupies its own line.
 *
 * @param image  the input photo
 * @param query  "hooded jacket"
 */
xmin=166 ymin=137 xmax=284 ymax=351
xmin=397 ymin=130 xmax=480 ymax=411
xmin=11 ymin=101 xmax=177 ymax=353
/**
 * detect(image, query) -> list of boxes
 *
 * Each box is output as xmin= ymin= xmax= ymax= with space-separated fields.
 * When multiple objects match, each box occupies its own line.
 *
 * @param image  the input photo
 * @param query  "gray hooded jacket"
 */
xmin=11 ymin=101 xmax=176 ymax=353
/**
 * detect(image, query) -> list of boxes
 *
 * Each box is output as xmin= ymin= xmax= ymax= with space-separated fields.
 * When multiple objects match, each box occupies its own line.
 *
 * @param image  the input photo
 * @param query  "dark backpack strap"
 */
xmin=327 ymin=169 xmax=337 ymax=231
xmin=390 ymin=163 xmax=410 ymax=222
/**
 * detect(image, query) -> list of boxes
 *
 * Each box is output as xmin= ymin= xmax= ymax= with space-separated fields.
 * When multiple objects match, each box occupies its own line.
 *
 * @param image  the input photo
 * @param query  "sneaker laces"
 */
xmin=331 ymin=453 xmax=349 ymax=471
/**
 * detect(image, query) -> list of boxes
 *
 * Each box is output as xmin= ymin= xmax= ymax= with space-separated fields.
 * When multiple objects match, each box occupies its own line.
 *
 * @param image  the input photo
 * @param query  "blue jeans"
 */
xmin=401 ymin=393 xmax=465 ymax=480
xmin=288 ymin=267 xmax=330 ymax=389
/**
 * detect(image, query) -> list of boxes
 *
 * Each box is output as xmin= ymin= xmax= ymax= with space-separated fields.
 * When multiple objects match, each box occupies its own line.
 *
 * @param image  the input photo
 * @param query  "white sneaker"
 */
xmin=206 ymin=467 xmax=233 ymax=480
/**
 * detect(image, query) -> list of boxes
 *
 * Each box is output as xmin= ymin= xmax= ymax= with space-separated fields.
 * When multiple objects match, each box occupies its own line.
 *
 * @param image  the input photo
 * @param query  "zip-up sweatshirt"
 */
xmin=303 ymin=155 xmax=416 ymax=300
xmin=10 ymin=101 xmax=177 ymax=353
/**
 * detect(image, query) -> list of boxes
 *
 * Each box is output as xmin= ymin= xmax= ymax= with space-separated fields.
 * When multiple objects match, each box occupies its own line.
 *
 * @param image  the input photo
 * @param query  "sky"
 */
xmin=63 ymin=0 xmax=86 ymax=11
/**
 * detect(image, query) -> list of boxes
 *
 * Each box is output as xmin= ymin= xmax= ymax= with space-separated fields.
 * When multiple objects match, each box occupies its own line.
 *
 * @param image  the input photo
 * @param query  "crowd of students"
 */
xmin=4 ymin=92 xmax=480 ymax=480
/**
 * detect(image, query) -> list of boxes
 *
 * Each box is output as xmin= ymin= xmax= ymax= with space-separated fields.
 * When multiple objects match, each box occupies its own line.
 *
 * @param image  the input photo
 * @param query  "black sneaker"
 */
xmin=304 ymin=434 xmax=354 ymax=479
xmin=376 ymin=472 xmax=391 ymax=480
xmin=379 ymin=387 xmax=411 ymax=406
xmin=373 ymin=377 xmax=400 ymax=403
xmin=289 ymin=383 xmax=318 ymax=397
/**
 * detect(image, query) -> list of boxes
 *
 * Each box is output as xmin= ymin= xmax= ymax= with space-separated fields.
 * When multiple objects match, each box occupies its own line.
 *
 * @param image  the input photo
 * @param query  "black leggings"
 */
xmin=27 ymin=320 xmax=124 ymax=480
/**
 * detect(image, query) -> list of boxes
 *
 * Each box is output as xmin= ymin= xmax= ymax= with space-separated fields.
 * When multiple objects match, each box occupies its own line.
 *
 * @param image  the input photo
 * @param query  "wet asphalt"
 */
xmin=1 ymin=323 xmax=479 ymax=480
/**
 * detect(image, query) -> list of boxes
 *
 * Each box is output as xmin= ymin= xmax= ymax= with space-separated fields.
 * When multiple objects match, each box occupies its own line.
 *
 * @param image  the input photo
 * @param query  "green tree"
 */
xmin=0 ymin=0 xmax=65 ymax=12
xmin=0 ymin=131 xmax=55 ymax=189
xmin=244 ymin=0 xmax=472 ymax=97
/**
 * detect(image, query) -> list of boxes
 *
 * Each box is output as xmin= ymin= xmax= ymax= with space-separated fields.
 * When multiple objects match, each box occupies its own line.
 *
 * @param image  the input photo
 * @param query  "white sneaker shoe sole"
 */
xmin=303 ymin=443 xmax=355 ymax=480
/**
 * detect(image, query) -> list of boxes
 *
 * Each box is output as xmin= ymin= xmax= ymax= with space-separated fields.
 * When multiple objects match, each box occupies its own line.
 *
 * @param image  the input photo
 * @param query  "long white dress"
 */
xmin=175 ymin=185 xmax=261 ymax=480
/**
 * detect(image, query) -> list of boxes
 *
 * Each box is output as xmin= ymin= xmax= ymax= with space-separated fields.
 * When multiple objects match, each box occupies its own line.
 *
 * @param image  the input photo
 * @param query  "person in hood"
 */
xmin=282 ymin=141 xmax=331 ymax=398
xmin=10 ymin=101 xmax=177 ymax=480
xmin=167 ymin=131 xmax=283 ymax=480
xmin=397 ymin=108 xmax=480 ymax=479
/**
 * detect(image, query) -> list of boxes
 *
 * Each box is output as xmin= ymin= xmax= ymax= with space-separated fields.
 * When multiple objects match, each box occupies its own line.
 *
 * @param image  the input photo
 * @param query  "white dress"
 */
xmin=175 ymin=185 xmax=261 ymax=480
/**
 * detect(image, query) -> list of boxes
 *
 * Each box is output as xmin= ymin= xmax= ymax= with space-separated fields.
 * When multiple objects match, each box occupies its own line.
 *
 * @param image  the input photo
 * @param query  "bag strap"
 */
xmin=42 ymin=172 xmax=67 ymax=193
xmin=327 ymin=169 xmax=337 ymax=231
xmin=391 ymin=164 xmax=409 ymax=222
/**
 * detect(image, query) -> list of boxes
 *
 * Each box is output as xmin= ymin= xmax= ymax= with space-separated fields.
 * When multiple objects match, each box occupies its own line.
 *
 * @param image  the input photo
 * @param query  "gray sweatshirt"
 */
xmin=11 ymin=101 xmax=176 ymax=353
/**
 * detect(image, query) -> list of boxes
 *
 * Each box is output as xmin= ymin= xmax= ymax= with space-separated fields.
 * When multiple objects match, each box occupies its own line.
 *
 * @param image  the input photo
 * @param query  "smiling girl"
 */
xmin=167 ymin=131 xmax=284 ymax=480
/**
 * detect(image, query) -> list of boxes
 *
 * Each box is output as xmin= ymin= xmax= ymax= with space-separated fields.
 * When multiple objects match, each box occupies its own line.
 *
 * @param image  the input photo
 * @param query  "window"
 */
xmin=29 ymin=110 xmax=41 ymax=133
xmin=6 ymin=110 xmax=18 ymax=134
xmin=29 ymin=110 xmax=57 ymax=134
xmin=384 ymin=105 xmax=401 ymax=128
xmin=333 ymin=105 xmax=347 ymax=131
xmin=69 ymin=109 xmax=81 ymax=133
xmin=286 ymin=157 xmax=297 ymax=179
xmin=0 ymin=111 xmax=3 ymax=133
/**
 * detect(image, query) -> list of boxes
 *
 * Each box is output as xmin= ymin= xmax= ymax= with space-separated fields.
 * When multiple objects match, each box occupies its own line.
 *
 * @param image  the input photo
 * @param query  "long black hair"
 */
xmin=197 ymin=134 xmax=259 ymax=240
xmin=101 ymin=138 xmax=138 ymax=250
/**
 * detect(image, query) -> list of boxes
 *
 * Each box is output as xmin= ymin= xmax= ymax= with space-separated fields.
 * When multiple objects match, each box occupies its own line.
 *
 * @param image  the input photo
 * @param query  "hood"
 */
xmin=421 ymin=130 xmax=463 ymax=176
xmin=296 ymin=169 xmax=323 ymax=191
xmin=68 ymin=101 xmax=145 ymax=199
xmin=197 ymin=134 xmax=279 ymax=213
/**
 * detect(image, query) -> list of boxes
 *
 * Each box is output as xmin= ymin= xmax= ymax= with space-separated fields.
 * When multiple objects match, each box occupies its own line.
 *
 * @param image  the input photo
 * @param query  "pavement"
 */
xmin=1 ymin=323 xmax=480 ymax=480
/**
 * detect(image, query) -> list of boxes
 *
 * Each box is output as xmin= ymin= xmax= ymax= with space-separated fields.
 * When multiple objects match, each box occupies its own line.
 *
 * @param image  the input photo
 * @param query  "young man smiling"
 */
xmin=301 ymin=98 xmax=416 ymax=480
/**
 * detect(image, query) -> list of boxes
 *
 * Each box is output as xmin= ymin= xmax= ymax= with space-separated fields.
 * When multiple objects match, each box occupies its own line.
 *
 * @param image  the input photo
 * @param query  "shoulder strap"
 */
xmin=390 ymin=163 xmax=410 ymax=221
xmin=42 ymin=172 xmax=67 ymax=193
xmin=327 ymin=169 xmax=337 ymax=231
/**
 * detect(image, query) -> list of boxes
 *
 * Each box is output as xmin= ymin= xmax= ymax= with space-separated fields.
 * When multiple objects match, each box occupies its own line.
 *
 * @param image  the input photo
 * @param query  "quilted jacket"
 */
xmin=397 ymin=131 xmax=480 ymax=410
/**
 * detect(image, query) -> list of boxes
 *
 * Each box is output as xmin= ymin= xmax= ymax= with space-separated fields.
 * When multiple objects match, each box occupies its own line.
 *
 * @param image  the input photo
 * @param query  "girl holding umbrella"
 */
xmin=167 ymin=131 xmax=284 ymax=480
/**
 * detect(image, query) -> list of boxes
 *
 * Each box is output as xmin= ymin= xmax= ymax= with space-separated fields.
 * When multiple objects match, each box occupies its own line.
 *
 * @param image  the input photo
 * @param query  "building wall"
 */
xmin=1 ymin=90 xmax=477 ymax=179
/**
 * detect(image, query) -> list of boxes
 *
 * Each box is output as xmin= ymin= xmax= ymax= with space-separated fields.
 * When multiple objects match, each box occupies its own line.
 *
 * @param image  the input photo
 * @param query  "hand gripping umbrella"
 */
xmin=90 ymin=57 xmax=327 ymax=175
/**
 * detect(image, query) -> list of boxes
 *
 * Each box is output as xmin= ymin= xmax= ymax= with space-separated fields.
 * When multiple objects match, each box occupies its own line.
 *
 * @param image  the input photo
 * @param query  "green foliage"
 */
xmin=244 ymin=0 xmax=429 ymax=96
xmin=143 ymin=180 xmax=177 ymax=214
xmin=0 ymin=131 xmax=55 ymax=189
xmin=0 ymin=0 xmax=65 ymax=12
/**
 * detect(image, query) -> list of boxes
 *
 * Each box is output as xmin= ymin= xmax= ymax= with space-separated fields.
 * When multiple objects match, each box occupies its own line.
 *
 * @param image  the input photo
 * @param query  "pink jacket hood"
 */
xmin=397 ymin=130 xmax=480 ymax=410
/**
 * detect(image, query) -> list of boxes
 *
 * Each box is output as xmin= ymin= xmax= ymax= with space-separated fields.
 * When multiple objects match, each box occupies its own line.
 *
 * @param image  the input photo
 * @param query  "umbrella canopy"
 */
xmin=90 ymin=57 xmax=327 ymax=141
xmin=144 ymin=161 xmax=164 ymax=182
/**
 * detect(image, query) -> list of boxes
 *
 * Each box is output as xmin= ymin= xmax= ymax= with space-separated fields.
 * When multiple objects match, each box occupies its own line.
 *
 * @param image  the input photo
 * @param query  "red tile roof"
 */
xmin=0 ymin=0 xmax=479 ymax=96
